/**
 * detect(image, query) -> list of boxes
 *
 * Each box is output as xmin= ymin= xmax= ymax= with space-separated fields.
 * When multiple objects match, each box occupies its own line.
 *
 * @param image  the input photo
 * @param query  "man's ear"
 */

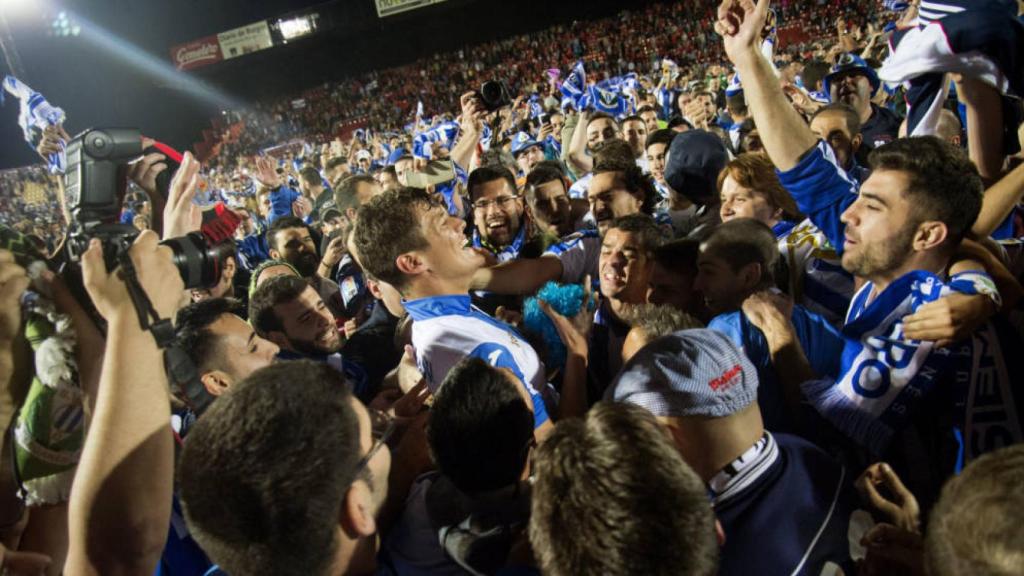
xmin=738 ymin=262 xmax=763 ymax=292
xmin=851 ymin=133 xmax=863 ymax=154
xmin=269 ymin=248 xmax=282 ymax=260
xmin=914 ymin=221 xmax=948 ymax=252
xmin=340 ymin=481 xmax=377 ymax=539
xmin=200 ymin=370 xmax=233 ymax=397
xmin=395 ymin=252 xmax=426 ymax=276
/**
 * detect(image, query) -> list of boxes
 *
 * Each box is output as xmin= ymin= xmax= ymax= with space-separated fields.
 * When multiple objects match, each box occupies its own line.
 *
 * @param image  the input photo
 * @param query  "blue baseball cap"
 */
xmin=823 ymin=53 xmax=881 ymax=98
xmin=510 ymin=131 xmax=542 ymax=158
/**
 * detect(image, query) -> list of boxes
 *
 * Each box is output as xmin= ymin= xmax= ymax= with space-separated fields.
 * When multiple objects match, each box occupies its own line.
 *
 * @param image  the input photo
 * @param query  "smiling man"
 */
xmin=353 ymin=187 xmax=553 ymax=435
xmin=249 ymin=274 xmax=371 ymax=400
xmin=588 ymin=214 xmax=662 ymax=399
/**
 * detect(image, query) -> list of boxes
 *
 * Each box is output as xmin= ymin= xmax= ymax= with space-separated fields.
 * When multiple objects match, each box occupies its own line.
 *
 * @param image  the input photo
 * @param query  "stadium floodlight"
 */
xmin=277 ymin=13 xmax=317 ymax=41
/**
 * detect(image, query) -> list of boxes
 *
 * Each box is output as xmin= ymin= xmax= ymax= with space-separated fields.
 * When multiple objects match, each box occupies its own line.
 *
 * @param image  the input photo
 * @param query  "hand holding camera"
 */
xmin=81 ymin=231 xmax=184 ymax=323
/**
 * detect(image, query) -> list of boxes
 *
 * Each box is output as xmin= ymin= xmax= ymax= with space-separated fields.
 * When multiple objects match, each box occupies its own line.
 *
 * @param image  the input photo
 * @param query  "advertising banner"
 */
xmin=217 ymin=21 xmax=274 ymax=60
xmin=169 ymin=36 xmax=222 ymax=70
xmin=374 ymin=0 xmax=448 ymax=18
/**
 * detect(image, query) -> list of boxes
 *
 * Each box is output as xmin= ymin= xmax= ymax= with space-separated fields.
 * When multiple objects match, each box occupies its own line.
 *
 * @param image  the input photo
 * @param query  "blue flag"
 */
xmin=589 ymin=83 xmax=629 ymax=117
xmin=560 ymin=61 xmax=587 ymax=107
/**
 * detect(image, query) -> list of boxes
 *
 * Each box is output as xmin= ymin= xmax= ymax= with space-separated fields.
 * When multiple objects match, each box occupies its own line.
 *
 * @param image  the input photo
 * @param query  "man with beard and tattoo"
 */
xmin=467 ymin=165 xmax=547 ymax=314
xmin=249 ymin=274 xmax=371 ymax=400
xmin=267 ymin=215 xmax=346 ymax=319
xmin=823 ymin=53 xmax=902 ymax=150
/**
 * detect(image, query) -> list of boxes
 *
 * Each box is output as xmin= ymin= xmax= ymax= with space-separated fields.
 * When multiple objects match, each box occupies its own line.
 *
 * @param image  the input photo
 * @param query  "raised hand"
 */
xmin=127 ymin=145 xmax=168 ymax=199
xmin=162 ymin=151 xmax=202 ymax=240
xmin=714 ymin=0 xmax=772 ymax=64
xmin=253 ymin=155 xmax=282 ymax=189
xmin=81 ymin=231 xmax=185 ymax=322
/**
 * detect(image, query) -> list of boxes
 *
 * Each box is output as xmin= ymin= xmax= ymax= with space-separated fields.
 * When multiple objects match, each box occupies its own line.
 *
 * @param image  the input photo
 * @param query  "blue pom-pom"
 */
xmin=523 ymin=282 xmax=594 ymax=371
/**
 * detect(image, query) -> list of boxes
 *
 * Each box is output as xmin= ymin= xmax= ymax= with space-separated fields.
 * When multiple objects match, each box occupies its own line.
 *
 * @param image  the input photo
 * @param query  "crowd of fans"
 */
xmin=1 ymin=0 xmax=1024 ymax=575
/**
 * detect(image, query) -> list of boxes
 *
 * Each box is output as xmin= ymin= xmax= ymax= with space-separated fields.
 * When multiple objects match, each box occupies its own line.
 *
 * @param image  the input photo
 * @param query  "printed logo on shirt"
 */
xmin=710 ymin=364 xmax=743 ymax=391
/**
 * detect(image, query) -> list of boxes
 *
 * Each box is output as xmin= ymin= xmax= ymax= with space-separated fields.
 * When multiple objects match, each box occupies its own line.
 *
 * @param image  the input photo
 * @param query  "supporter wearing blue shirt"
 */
xmin=352 ymin=188 xmax=552 ymax=433
xmin=696 ymin=219 xmax=843 ymax=430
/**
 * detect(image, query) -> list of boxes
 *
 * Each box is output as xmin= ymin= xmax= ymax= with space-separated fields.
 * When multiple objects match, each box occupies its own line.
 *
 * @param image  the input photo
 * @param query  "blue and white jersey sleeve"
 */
xmin=776 ymin=141 xmax=858 ymax=256
xmin=543 ymin=231 xmax=601 ymax=285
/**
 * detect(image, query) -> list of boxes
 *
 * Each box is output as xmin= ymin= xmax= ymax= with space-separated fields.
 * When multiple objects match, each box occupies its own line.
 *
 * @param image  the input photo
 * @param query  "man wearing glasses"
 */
xmin=467 ymin=165 xmax=548 ymax=314
xmin=179 ymin=361 xmax=419 ymax=576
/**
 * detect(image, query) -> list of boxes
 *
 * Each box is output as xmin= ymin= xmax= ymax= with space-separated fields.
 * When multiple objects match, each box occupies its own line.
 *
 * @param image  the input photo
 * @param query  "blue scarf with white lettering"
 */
xmin=2 ymin=75 xmax=66 ymax=174
xmin=802 ymin=270 xmax=1022 ymax=461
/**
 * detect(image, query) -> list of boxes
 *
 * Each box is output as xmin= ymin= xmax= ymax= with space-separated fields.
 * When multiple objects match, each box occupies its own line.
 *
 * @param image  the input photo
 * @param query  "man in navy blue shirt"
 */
xmin=610 ymin=329 xmax=867 ymax=576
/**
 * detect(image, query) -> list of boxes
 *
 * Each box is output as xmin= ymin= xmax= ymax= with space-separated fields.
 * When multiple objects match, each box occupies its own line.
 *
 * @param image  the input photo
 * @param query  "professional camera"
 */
xmin=476 ymin=80 xmax=512 ymax=112
xmin=63 ymin=128 xmax=228 ymax=289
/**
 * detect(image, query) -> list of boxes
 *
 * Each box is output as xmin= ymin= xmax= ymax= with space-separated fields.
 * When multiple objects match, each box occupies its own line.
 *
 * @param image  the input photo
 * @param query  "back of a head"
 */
xmin=428 ymin=357 xmax=534 ymax=494
xmin=626 ymin=303 xmax=703 ymax=342
xmin=299 ymin=166 xmax=322 ymax=188
xmin=592 ymin=139 xmax=636 ymax=171
xmin=335 ymin=174 xmax=376 ymax=212
xmin=664 ymin=129 xmax=730 ymax=205
xmin=179 ymin=361 xmax=360 ymax=576
xmin=700 ymin=218 xmax=780 ymax=290
xmin=925 ymin=444 xmax=1024 ymax=576
xmin=529 ymin=402 xmax=718 ymax=576
xmin=802 ymin=60 xmax=831 ymax=91
xmin=868 ymin=136 xmax=982 ymax=247
xmin=654 ymin=238 xmax=700 ymax=278
xmin=352 ymin=187 xmax=432 ymax=290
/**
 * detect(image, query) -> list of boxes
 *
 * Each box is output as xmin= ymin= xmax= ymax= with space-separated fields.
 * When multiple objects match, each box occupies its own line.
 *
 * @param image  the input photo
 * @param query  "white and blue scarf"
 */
xmin=412 ymin=121 xmax=460 ymax=160
xmin=471 ymin=221 xmax=527 ymax=264
xmin=2 ymin=75 xmax=66 ymax=174
xmin=803 ymin=270 xmax=1021 ymax=462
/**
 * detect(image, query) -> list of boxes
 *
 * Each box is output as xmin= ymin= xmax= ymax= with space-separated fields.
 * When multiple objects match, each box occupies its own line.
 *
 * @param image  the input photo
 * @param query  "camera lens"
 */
xmin=161 ymin=232 xmax=225 ymax=289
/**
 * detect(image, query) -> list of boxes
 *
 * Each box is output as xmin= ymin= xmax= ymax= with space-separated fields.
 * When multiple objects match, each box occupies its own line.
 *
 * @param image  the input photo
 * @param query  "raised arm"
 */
xmin=715 ymin=0 xmax=817 ymax=171
xmin=66 ymin=232 xmax=185 ymax=576
xmin=972 ymin=159 xmax=1024 ymax=238
xmin=471 ymin=255 xmax=564 ymax=295
xmin=567 ymin=110 xmax=594 ymax=175
xmin=450 ymin=92 xmax=485 ymax=173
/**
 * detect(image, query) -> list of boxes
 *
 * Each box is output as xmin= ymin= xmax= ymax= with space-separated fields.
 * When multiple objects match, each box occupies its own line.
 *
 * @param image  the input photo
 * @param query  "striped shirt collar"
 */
xmin=708 ymin=432 xmax=779 ymax=505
